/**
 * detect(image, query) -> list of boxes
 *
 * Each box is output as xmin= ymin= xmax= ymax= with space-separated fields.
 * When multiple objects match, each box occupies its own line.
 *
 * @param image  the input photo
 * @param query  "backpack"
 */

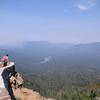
xmin=10 ymin=72 xmax=24 ymax=89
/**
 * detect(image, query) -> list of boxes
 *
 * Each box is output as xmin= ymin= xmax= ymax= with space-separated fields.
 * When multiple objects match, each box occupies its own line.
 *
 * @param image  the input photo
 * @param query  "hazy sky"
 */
xmin=0 ymin=0 xmax=100 ymax=45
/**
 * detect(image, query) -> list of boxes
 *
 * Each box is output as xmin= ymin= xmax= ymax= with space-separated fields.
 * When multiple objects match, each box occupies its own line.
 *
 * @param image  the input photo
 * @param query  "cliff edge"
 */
xmin=0 ymin=62 xmax=55 ymax=100
xmin=14 ymin=88 xmax=55 ymax=100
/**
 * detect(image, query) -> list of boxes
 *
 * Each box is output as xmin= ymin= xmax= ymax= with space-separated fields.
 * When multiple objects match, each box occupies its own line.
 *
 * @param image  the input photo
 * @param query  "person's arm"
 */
xmin=3 ymin=62 xmax=15 ymax=69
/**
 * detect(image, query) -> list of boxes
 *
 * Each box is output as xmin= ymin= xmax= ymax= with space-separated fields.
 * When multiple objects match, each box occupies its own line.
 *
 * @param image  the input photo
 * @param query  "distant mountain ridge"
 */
xmin=0 ymin=41 xmax=100 ymax=100
xmin=22 ymin=41 xmax=100 ymax=70
xmin=0 ymin=41 xmax=100 ymax=72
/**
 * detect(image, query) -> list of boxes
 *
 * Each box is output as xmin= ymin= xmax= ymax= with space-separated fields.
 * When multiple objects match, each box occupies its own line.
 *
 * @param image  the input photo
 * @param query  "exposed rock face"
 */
xmin=0 ymin=88 xmax=10 ymax=100
xmin=0 ymin=63 xmax=55 ymax=100
xmin=14 ymin=88 xmax=56 ymax=100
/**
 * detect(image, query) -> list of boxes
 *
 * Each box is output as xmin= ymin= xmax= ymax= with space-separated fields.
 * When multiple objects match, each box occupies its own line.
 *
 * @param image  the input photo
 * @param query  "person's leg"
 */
xmin=2 ymin=69 xmax=16 ymax=100
xmin=5 ymin=80 xmax=16 ymax=100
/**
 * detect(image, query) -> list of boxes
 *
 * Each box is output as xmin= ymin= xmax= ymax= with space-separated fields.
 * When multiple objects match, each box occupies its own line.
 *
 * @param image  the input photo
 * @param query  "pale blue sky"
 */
xmin=0 ymin=0 xmax=100 ymax=45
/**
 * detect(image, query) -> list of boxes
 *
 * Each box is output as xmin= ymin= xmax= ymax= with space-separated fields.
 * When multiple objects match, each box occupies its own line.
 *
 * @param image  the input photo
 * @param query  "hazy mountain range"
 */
xmin=0 ymin=41 xmax=100 ymax=72
xmin=1 ymin=41 xmax=100 ymax=99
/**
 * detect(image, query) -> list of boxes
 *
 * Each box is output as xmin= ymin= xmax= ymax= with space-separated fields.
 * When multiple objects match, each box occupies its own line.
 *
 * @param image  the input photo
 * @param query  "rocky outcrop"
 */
xmin=0 ymin=88 xmax=10 ymax=100
xmin=0 ymin=62 xmax=55 ymax=100
xmin=14 ymin=88 xmax=56 ymax=100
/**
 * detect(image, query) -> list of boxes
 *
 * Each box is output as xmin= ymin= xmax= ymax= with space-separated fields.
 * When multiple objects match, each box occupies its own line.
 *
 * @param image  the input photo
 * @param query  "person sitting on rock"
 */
xmin=1 ymin=54 xmax=9 ymax=67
